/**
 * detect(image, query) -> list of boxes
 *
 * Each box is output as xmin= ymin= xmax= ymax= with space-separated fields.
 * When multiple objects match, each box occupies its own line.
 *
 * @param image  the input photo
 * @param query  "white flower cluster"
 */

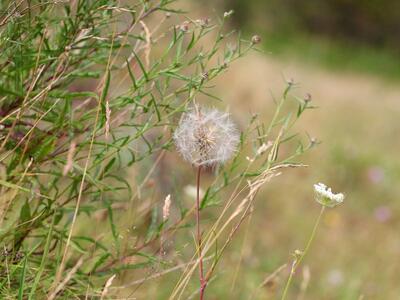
xmin=313 ymin=183 xmax=344 ymax=207
xmin=174 ymin=106 xmax=240 ymax=167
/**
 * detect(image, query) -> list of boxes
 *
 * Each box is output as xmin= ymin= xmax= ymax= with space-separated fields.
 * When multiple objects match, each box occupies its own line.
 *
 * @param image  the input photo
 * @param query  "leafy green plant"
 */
xmin=0 ymin=1 xmax=316 ymax=299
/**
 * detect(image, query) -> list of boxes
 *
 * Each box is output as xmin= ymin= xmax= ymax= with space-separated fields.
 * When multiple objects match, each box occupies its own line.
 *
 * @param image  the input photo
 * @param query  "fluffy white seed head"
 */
xmin=173 ymin=106 xmax=240 ymax=167
xmin=313 ymin=183 xmax=344 ymax=208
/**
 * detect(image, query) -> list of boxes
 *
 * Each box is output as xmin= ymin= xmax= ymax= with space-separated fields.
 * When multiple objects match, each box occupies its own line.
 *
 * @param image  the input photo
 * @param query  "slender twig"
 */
xmin=231 ymin=215 xmax=252 ymax=292
xmin=281 ymin=206 xmax=325 ymax=300
xmin=248 ymin=263 xmax=288 ymax=300
xmin=112 ymin=256 xmax=213 ymax=289
xmin=48 ymin=257 xmax=84 ymax=300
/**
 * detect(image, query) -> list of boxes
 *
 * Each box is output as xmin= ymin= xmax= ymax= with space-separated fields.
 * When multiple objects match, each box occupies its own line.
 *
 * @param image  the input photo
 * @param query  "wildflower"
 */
xmin=174 ymin=106 xmax=240 ymax=167
xmin=196 ymin=18 xmax=210 ymax=27
xmin=223 ymin=10 xmax=234 ymax=18
xmin=287 ymin=78 xmax=295 ymax=86
xmin=251 ymin=35 xmax=261 ymax=45
xmin=313 ymin=183 xmax=344 ymax=207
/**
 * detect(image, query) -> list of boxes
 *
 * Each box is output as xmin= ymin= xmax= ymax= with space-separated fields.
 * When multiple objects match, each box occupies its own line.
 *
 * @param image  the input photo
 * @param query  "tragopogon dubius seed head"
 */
xmin=173 ymin=106 xmax=240 ymax=167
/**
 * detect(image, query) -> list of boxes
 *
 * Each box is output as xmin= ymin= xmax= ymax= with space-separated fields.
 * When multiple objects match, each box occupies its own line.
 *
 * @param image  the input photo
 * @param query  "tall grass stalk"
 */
xmin=281 ymin=206 xmax=326 ymax=300
xmin=195 ymin=166 xmax=206 ymax=300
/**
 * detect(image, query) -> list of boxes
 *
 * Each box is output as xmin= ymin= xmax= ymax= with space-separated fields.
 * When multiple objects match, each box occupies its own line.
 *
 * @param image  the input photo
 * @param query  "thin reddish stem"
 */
xmin=196 ymin=165 xmax=206 ymax=300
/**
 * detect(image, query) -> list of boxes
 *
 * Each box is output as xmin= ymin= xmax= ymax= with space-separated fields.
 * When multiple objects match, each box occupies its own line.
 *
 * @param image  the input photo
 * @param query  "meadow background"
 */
xmin=157 ymin=1 xmax=400 ymax=299
xmin=1 ymin=0 xmax=399 ymax=299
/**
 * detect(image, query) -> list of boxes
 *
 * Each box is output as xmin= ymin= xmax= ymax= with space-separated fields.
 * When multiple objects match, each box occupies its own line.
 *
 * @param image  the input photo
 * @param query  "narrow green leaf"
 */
xmin=133 ymin=51 xmax=149 ymax=81
xmin=186 ymin=31 xmax=196 ymax=51
xmin=29 ymin=216 xmax=55 ymax=299
xmin=91 ymin=253 xmax=112 ymax=273
xmin=126 ymin=60 xmax=138 ymax=89
xmin=20 ymin=201 xmax=31 ymax=224
xmin=149 ymin=96 xmax=161 ymax=122
xmin=145 ymin=207 xmax=158 ymax=242
xmin=32 ymin=136 xmax=57 ymax=161
xmin=104 ymin=157 xmax=116 ymax=174
xmin=0 ymin=180 xmax=51 ymax=199
xmin=106 ymin=201 xmax=120 ymax=256
xmin=18 ymin=258 xmax=27 ymax=300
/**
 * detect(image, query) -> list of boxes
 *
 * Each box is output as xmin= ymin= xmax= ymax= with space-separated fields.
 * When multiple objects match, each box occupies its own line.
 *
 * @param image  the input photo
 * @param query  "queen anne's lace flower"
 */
xmin=174 ymin=106 xmax=240 ymax=167
xmin=313 ymin=183 xmax=344 ymax=207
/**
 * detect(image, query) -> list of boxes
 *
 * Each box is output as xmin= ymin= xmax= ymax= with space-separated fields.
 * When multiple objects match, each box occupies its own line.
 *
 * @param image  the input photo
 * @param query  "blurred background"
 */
xmin=222 ymin=0 xmax=400 ymax=78
xmin=162 ymin=0 xmax=400 ymax=299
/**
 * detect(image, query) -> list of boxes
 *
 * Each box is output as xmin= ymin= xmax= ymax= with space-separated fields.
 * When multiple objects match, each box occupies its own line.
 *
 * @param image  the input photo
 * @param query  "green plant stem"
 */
xmin=281 ymin=206 xmax=325 ymax=300
xmin=196 ymin=165 xmax=206 ymax=300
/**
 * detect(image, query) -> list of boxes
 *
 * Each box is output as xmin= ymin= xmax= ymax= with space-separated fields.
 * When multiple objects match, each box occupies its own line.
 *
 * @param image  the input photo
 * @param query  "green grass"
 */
xmin=262 ymin=32 xmax=400 ymax=80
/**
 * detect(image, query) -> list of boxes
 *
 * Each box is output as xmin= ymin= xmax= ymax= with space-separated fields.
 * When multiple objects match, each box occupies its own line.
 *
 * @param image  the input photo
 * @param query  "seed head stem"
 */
xmin=196 ymin=166 xmax=207 ymax=300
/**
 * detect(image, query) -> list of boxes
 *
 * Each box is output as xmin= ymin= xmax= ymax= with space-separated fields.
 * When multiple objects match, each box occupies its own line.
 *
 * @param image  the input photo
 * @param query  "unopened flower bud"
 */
xmin=287 ymin=78 xmax=295 ymax=86
xmin=201 ymin=72 xmax=209 ymax=80
xmin=179 ymin=21 xmax=189 ymax=32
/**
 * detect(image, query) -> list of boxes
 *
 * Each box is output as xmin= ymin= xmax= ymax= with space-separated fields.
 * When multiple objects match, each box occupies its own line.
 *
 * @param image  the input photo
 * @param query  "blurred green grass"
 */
xmin=262 ymin=32 xmax=400 ymax=80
